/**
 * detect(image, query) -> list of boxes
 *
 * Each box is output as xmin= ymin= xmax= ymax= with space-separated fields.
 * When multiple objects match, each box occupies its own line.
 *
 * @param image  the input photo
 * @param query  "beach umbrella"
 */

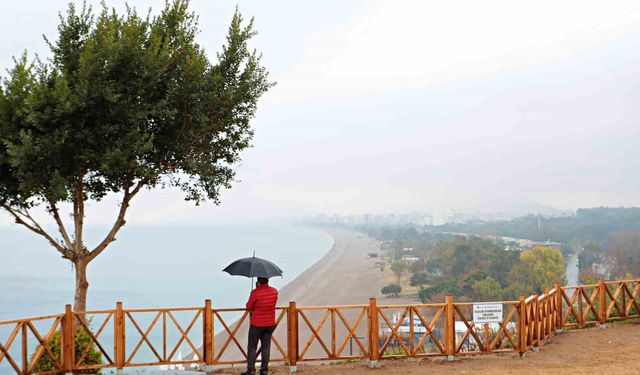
xmin=222 ymin=255 xmax=284 ymax=278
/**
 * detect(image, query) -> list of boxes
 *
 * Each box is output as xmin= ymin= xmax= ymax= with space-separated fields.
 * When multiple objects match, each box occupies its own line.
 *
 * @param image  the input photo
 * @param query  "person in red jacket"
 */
xmin=242 ymin=277 xmax=278 ymax=375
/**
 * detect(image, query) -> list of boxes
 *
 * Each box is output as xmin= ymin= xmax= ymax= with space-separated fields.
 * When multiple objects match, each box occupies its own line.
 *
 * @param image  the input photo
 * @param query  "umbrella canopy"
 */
xmin=223 ymin=256 xmax=283 ymax=278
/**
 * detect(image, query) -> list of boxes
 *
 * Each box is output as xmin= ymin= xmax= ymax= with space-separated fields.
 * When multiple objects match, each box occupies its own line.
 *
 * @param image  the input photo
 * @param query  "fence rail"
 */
xmin=1 ymin=279 xmax=639 ymax=374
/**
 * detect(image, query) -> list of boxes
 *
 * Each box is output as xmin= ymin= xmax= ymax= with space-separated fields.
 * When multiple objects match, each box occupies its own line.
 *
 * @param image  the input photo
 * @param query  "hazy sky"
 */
xmin=1 ymin=0 xmax=640 ymax=224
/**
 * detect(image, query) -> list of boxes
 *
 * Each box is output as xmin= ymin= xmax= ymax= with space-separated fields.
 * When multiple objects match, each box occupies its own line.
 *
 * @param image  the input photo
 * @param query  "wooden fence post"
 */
xmin=288 ymin=302 xmax=298 ymax=373
xmin=599 ymin=279 xmax=607 ymax=327
xmin=62 ymin=304 xmax=75 ymax=374
xmin=555 ymin=282 xmax=563 ymax=332
xmin=543 ymin=288 xmax=550 ymax=342
xmin=114 ymin=302 xmax=125 ymax=373
xmin=330 ymin=308 xmax=336 ymax=358
xmin=483 ymin=323 xmax=490 ymax=353
xmin=532 ymin=294 xmax=540 ymax=352
xmin=548 ymin=288 xmax=556 ymax=333
xmin=445 ymin=294 xmax=455 ymax=361
xmin=539 ymin=291 xmax=545 ymax=343
xmin=621 ymin=281 xmax=627 ymax=319
xmin=518 ymin=295 xmax=526 ymax=358
xmin=578 ymin=287 xmax=584 ymax=326
xmin=22 ymin=321 xmax=27 ymax=375
xmin=409 ymin=307 xmax=415 ymax=355
xmin=368 ymin=298 xmax=379 ymax=368
xmin=203 ymin=299 xmax=214 ymax=371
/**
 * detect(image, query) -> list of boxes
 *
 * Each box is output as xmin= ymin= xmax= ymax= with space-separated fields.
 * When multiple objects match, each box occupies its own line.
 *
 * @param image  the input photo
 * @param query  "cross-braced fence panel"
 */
xmin=296 ymin=305 xmax=369 ymax=362
xmin=0 ymin=315 xmax=64 ymax=375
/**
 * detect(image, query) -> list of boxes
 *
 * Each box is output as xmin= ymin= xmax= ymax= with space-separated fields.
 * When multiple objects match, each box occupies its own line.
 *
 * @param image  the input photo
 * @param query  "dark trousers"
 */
xmin=247 ymin=324 xmax=275 ymax=373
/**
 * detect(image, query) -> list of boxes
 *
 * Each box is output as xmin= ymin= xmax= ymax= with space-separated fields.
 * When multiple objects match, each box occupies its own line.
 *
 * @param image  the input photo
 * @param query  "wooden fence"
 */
xmin=1 ymin=279 xmax=639 ymax=374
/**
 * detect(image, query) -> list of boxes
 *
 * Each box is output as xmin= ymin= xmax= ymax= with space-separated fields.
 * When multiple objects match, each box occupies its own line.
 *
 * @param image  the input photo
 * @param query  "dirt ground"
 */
xmin=216 ymin=322 xmax=640 ymax=375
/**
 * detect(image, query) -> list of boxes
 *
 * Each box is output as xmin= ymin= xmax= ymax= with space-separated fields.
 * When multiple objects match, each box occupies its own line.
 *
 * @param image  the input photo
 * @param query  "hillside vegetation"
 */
xmin=355 ymin=207 xmax=640 ymax=301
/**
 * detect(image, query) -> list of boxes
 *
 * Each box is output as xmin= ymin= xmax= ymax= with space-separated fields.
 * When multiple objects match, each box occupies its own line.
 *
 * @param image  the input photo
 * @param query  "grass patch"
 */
xmin=615 ymin=317 xmax=640 ymax=325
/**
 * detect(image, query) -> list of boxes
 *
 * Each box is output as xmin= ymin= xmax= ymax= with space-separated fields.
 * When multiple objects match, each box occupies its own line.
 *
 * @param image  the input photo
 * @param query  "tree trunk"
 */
xmin=74 ymin=257 xmax=90 ymax=313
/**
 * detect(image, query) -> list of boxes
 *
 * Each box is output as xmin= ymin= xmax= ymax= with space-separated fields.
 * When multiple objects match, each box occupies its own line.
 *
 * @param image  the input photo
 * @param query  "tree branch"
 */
xmin=1 ymin=204 xmax=72 ymax=259
xmin=73 ymin=178 xmax=85 ymax=254
xmin=130 ymin=178 xmax=147 ymax=196
xmin=4 ymin=205 xmax=42 ymax=233
xmin=88 ymin=178 xmax=147 ymax=261
xmin=47 ymin=199 xmax=75 ymax=251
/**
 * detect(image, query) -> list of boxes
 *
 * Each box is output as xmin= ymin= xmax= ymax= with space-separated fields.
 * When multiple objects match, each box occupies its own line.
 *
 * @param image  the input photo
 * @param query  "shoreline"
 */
xmin=203 ymin=227 xmax=387 ymax=363
xmin=276 ymin=227 xmax=385 ymax=306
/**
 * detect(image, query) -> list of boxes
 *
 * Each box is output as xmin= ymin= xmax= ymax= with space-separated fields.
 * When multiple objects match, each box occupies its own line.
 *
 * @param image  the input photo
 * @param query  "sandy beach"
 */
xmin=208 ymin=228 xmax=387 ymax=365
xmin=277 ymin=228 xmax=385 ymax=306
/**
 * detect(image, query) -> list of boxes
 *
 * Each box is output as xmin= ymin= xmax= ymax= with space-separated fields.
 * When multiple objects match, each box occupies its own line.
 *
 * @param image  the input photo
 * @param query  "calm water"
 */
xmin=0 ymin=223 xmax=333 ymax=374
xmin=0 ymin=223 xmax=333 ymax=319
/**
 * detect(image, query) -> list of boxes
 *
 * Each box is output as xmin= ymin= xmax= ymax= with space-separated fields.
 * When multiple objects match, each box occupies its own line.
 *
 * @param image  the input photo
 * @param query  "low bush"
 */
xmin=381 ymin=284 xmax=402 ymax=297
xmin=31 ymin=322 xmax=103 ymax=374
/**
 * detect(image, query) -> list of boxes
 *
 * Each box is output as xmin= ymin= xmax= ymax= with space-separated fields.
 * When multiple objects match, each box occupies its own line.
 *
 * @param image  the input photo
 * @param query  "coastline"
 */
xmin=276 ymin=227 xmax=385 ymax=306
xmin=206 ymin=227 xmax=386 ymax=364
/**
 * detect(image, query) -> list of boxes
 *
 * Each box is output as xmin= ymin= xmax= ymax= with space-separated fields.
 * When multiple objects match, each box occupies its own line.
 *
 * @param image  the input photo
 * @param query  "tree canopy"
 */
xmin=508 ymin=246 xmax=566 ymax=294
xmin=357 ymin=228 xmax=567 ymax=302
xmin=0 ymin=0 xmax=272 ymax=311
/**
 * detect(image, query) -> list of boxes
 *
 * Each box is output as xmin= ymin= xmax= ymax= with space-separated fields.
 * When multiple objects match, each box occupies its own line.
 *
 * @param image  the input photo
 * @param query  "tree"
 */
xmin=417 ymin=277 xmax=459 ymax=302
xmin=0 ymin=1 xmax=272 ymax=312
xmin=471 ymin=276 xmax=502 ymax=301
xmin=609 ymin=230 xmax=640 ymax=278
xmin=418 ymin=287 xmax=432 ymax=303
xmin=409 ymin=272 xmax=429 ymax=289
xmin=501 ymin=281 xmax=531 ymax=300
xmin=409 ymin=259 xmax=426 ymax=274
xmin=390 ymin=260 xmax=409 ymax=283
xmin=508 ymin=246 xmax=566 ymax=293
xmin=578 ymin=242 xmax=604 ymax=273
xmin=381 ymin=284 xmax=401 ymax=297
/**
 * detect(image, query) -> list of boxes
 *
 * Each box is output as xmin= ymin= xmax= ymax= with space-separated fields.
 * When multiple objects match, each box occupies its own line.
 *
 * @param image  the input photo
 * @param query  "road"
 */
xmin=565 ymin=247 xmax=580 ymax=285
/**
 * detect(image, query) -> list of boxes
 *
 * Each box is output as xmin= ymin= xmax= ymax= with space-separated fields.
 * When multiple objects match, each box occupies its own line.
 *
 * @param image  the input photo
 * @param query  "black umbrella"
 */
xmin=223 ymin=255 xmax=284 ymax=279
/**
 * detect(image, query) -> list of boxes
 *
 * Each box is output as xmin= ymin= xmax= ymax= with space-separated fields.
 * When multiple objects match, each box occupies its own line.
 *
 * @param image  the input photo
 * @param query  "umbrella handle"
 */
xmin=251 ymin=250 xmax=255 ymax=290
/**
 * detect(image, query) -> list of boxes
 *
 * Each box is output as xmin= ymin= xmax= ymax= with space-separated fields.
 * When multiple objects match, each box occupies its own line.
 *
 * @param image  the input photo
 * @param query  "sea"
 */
xmin=0 ymin=223 xmax=333 ymax=373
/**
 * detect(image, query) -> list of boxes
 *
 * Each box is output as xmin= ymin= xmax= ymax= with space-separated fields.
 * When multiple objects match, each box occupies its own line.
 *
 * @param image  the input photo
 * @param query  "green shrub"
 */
xmin=382 ymin=345 xmax=407 ymax=356
xmin=410 ymin=272 xmax=429 ymax=287
xmin=418 ymin=287 xmax=432 ymax=302
xmin=381 ymin=284 xmax=402 ymax=297
xmin=31 ymin=323 xmax=103 ymax=374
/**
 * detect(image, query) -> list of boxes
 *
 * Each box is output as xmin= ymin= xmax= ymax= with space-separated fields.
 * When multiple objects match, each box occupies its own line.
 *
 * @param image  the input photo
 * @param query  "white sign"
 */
xmin=473 ymin=303 xmax=503 ymax=323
